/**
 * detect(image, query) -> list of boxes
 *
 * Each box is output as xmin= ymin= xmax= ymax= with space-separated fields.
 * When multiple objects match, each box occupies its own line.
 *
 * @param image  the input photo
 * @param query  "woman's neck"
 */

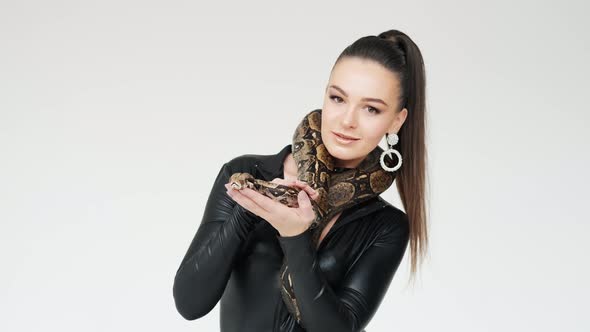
xmin=284 ymin=151 xmax=364 ymax=180
xmin=283 ymin=153 xmax=298 ymax=182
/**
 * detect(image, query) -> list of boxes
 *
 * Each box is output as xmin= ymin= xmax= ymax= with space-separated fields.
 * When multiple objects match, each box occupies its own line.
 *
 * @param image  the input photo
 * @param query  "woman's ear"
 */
xmin=389 ymin=107 xmax=408 ymax=133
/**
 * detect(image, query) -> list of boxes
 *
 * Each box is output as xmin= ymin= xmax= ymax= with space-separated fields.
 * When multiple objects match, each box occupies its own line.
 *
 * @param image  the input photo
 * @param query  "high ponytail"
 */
xmin=335 ymin=29 xmax=429 ymax=285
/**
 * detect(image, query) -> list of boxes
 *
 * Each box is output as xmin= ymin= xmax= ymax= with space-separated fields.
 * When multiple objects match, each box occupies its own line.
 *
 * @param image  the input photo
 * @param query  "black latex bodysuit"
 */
xmin=172 ymin=144 xmax=410 ymax=332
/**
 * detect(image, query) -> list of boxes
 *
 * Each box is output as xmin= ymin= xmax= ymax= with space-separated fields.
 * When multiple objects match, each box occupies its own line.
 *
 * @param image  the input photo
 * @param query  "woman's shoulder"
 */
xmin=224 ymin=151 xmax=265 ymax=168
xmin=224 ymin=144 xmax=291 ymax=179
xmin=366 ymin=197 xmax=410 ymax=239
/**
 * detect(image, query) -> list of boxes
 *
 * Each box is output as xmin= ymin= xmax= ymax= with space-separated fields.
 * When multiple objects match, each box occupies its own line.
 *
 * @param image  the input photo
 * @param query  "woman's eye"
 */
xmin=367 ymin=106 xmax=382 ymax=114
xmin=329 ymin=95 xmax=381 ymax=114
xmin=330 ymin=95 xmax=343 ymax=103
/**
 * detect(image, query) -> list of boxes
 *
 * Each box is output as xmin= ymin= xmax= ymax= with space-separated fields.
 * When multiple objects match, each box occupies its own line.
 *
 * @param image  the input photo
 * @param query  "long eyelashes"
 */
xmin=330 ymin=95 xmax=344 ymax=103
xmin=329 ymin=95 xmax=382 ymax=114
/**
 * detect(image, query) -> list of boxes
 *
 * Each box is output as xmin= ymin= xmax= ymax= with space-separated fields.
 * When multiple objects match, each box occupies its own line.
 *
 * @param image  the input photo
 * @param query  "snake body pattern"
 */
xmin=229 ymin=108 xmax=399 ymax=326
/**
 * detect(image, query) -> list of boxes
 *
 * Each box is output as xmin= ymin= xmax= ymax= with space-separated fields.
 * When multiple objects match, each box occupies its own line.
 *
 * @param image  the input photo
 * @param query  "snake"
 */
xmin=228 ymin=108 xmax=398 ymax=326
xmin=229 ymin=108 xmax=395 ymax=232
xmin=229 ymin=172 xmax=302 ymax=209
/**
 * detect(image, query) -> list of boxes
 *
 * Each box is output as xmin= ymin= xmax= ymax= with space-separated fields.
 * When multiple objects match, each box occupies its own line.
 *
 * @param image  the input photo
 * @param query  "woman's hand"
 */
xmin=224 ymin=179 xmax=320 ymax=237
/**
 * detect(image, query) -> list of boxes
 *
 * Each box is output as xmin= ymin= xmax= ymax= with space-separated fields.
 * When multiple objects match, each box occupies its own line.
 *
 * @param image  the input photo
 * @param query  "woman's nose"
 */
xmin=341 ymin=107 xmax=358 ymax=128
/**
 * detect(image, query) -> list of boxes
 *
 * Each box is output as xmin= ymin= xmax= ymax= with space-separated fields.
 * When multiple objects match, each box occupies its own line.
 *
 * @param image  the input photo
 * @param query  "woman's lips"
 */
xmin=333 ymin=131 xmax=359 ymax=144
xmin=333 ymin=131 xmax=359 ymax=140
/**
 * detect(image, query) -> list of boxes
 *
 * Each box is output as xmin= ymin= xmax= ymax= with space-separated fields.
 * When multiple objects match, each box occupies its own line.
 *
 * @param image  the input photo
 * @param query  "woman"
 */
xmin=173 ymin=29 xmax=428 ymax=332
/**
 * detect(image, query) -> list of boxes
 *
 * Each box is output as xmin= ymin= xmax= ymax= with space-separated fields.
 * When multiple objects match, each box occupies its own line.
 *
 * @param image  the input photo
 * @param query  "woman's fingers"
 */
xmin=271 ymin=178 xmax=292 ymax=186
xmin=225 ymin=183 xmax=269 ymax=218
xmin=270 ymin=178 xmax=319 ymax=201
xmin=291 ymin=180 xmax=319 ymax=200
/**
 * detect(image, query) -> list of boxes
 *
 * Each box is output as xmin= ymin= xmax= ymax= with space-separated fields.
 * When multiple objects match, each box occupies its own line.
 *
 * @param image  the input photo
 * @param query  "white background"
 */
xmin=1 ymin=0 xmax=588 ymax=331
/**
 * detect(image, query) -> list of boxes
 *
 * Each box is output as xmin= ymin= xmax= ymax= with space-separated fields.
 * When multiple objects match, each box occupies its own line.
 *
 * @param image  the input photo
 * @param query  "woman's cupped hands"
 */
xmin=224 ymin=178 xmax=320 ymax=237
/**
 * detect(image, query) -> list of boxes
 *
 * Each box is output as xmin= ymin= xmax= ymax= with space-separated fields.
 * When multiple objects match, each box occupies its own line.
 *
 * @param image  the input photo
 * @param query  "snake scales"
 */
xmin=228 ymin=108 xmax=398 ymax=326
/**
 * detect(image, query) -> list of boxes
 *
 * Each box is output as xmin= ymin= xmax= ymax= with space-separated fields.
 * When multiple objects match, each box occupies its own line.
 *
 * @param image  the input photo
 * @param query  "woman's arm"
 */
xmin=277 ymin=211 xmax=410 ymax=332
xmin=172 ymin=161 xmax=260 ymax=320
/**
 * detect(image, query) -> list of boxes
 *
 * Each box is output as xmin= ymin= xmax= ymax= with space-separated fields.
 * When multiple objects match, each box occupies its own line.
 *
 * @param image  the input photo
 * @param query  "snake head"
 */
xmin=229 ymin=172 xmax=256 ymax=190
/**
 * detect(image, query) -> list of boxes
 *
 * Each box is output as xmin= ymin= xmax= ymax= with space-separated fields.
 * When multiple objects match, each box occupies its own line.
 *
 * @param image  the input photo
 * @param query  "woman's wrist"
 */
xmin=278 ymin=226 xmax=310 ymax=238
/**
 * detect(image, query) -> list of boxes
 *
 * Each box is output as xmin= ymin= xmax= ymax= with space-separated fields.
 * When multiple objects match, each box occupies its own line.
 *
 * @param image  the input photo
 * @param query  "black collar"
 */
xmin=254 ymin=143 xmax=293 ymax=181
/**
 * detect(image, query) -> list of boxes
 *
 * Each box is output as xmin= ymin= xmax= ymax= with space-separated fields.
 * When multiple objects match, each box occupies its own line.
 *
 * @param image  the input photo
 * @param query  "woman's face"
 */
xmin=321 ymin=56 xmax=408 ymax=168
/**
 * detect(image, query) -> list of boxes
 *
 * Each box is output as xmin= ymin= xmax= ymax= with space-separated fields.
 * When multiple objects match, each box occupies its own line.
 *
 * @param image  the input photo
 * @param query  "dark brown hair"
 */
xmin=334 ymin=29 xmax=429 ymax=284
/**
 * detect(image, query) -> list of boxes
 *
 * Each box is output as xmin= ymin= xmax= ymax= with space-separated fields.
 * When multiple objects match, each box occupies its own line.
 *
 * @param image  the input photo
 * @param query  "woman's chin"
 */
xmin=325 ymin=140 xmax=359 ymax=159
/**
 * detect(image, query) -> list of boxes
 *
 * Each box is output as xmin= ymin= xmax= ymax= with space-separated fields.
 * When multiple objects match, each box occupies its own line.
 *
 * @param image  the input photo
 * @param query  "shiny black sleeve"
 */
xmin=276 ymin=212 xmax=410 ymax=332
xmin=172 ymin=161 xmax=260 ymax=320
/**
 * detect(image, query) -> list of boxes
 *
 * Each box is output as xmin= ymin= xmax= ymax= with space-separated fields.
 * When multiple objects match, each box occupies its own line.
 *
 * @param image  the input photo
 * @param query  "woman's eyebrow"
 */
xmin=329 ymin=84 xmax=389 ymax=107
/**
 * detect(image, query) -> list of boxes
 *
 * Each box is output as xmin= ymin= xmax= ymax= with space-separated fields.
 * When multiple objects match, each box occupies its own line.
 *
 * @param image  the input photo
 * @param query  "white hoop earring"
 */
xmin=380 ymin=133 xmax=402 ymax=172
